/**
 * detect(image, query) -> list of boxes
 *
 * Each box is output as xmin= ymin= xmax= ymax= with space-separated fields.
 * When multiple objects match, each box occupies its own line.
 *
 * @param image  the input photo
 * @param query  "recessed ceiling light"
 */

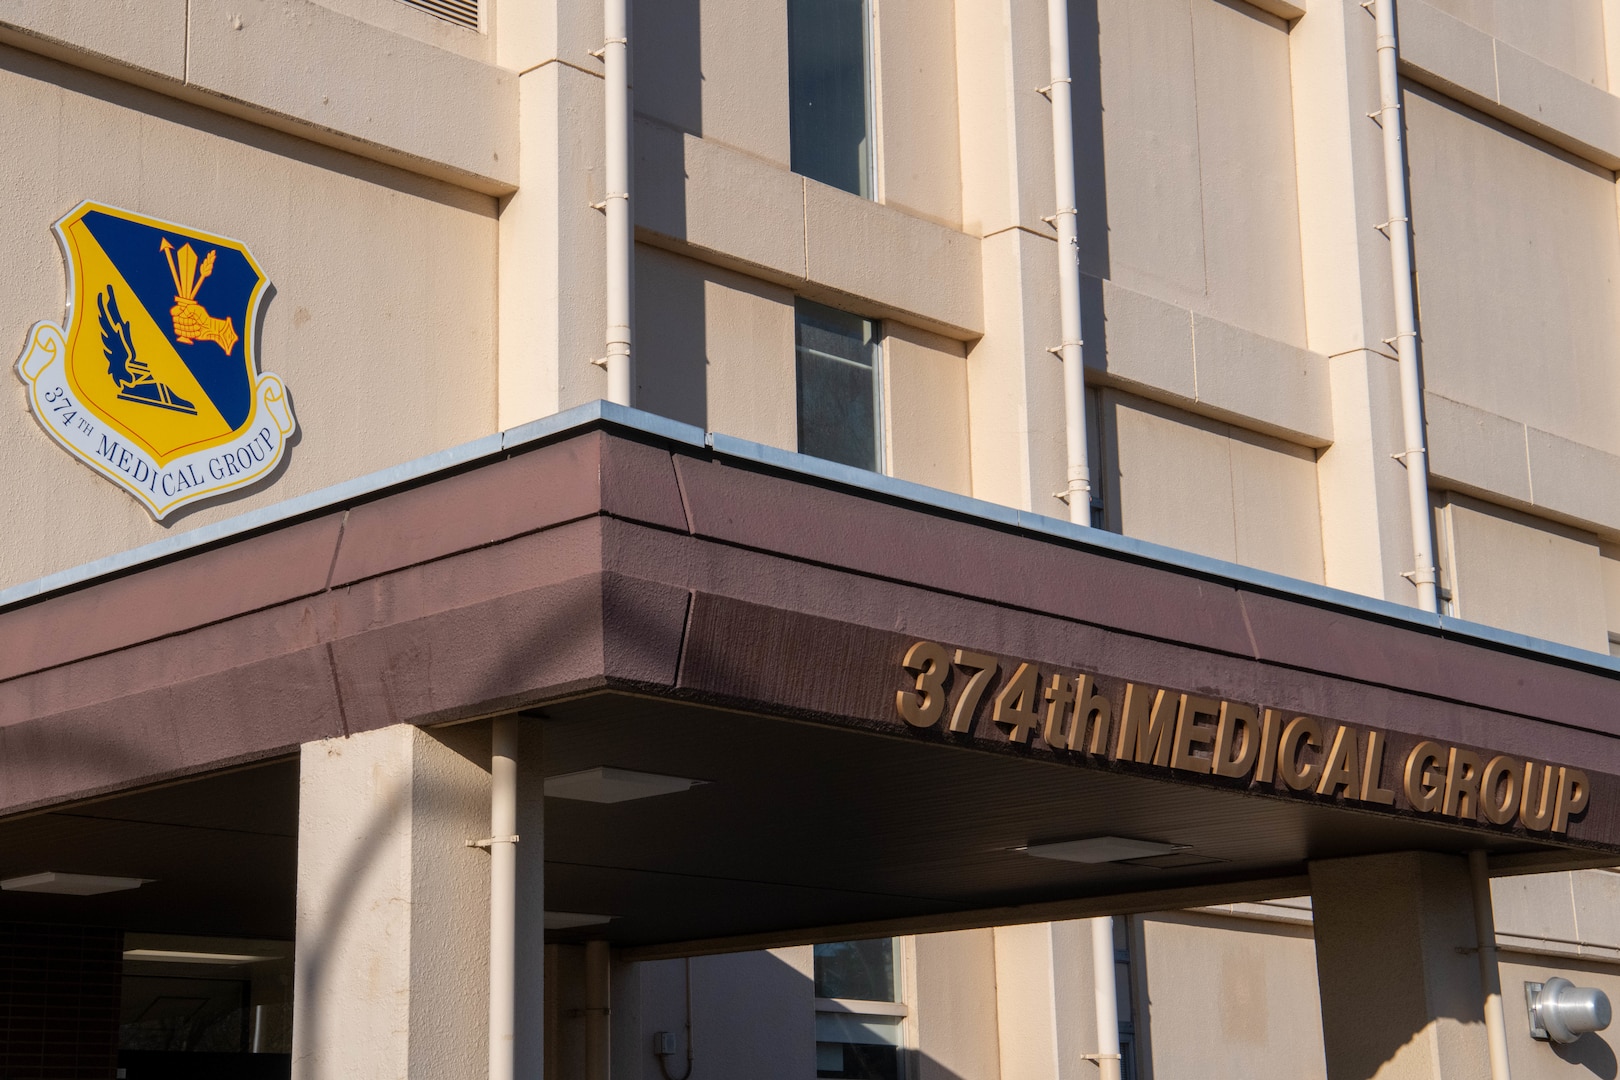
xmin=543 ymin=766 xmax=705 ymax=804
xmin=1 ymin=872 xmax=150 ymax=895
xmin=122 ymin=949 xmax=272 ymax=965
xmin=544 ymin=911 xmax=616 ymax=930
xmin=1020 ymin=837 xmax=1192 ymax=865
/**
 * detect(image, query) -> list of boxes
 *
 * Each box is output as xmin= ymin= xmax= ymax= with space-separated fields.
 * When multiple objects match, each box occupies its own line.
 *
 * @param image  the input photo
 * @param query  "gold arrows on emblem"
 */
xmin=160 ymin=237 xmax=238 ymax=355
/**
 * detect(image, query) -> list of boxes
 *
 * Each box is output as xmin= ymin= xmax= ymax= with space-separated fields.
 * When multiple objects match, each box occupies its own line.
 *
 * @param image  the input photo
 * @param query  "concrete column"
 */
xmin=953 ymin=0 xmax=1068 ymax=518
xmin=1289 ymin=0 xmax=1425 ymax=604
xmin=991 ymin=921 xmax=1107 ymax=1080
xmin=494 ymin=0 xmax=609 ymax=428
xmin=1310 ymin=852 xmax=1493 ymax=1080
xmin=291 ymin=724 xmax=497 ymax=1080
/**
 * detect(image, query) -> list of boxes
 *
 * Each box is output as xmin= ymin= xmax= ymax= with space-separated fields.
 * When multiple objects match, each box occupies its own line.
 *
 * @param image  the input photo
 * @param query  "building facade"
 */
xmin=4 ymin=0 xmax=1620 ymax=1078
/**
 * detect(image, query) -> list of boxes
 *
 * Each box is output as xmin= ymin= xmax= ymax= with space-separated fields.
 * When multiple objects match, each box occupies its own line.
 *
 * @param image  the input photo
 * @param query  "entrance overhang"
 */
xmin=3 ymin=406 xmax=1618 ymax=952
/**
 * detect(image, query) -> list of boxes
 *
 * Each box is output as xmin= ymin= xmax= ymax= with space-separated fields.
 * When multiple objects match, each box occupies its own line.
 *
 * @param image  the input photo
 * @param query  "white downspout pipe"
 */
xmin=1044 ymin=0 xmax=1092 ymax=526
xmin=602 ymin=0 xmax=633 ymax=406
xmin=1470 ymin=851 xmax=1514 ymax=1080
xmin=488 ymin=716 xmax=518 ymax=1080
xmin=1372 ymin=0 xmax=1439 ymax=613
xmin=1089 ymin=918 xmax=1123 ymax=1080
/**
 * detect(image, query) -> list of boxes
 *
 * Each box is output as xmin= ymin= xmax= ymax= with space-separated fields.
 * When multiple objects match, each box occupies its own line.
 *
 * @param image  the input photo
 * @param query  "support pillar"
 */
xmin=1310 ymin=852 xmax=1493 ymax=1080
xmin=292 ymin=723 xmax=528 ymax=1080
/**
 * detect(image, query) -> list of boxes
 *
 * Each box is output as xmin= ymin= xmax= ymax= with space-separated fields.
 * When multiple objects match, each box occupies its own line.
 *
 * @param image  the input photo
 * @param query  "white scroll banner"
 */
xmin=17 ymin=321 xmax=296 ymax=520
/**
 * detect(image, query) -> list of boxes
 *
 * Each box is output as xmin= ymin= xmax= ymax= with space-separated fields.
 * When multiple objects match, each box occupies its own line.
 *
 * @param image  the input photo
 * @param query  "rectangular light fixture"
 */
xmin=543 ymin=766 xmax=704 ymax=804
xmin=1 ymin=872 xmax=149 ymax=895
xmin=1020 ymin=836 xmax=1192 ymax=865
xmin=544 ymin=911 xmax=615 ymax=930
xmin=122 ymin=949 xmax=271 ymax=965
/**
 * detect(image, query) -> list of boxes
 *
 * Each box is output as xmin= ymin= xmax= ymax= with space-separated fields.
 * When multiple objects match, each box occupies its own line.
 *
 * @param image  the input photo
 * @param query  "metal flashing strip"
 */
xmin=4 ymin=402 xmax=1619 ymax=681
xmin=0 ymin=401 xmax=697 ymax=613
xmin=708 ymin=431 xmax=1620 ymax=677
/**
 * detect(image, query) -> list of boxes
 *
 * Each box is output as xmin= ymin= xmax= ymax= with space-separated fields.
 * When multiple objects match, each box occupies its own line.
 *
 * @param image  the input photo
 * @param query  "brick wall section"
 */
xmin=0 ymin=923 xmax=121 ymax=1079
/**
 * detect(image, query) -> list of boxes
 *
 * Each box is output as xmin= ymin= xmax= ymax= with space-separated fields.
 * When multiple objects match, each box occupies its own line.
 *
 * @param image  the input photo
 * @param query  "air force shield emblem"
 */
xmin=15 ymin=202 xmax=296 ymax=519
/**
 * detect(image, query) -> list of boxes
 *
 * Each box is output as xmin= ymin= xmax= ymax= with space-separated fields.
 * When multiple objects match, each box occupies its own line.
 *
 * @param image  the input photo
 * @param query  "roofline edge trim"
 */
xmin=5 ymin=400 xmax=1618 ymax=680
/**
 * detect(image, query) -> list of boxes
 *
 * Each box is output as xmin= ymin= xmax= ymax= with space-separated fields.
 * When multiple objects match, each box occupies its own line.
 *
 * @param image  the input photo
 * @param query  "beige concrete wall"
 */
xmin=873 ymin=0 xmax=963 ymax=228
xmin=634 ymin=244 xmax=798 ymax=452
xmin=293 ymin=724 xmax=491 ymax=1080
xmin=0 ymin=46 xmax=497 ymax=591
xmin=1091 ymin=0 xmax=1307 ymax=347
xmin=883 ymin=324 xmax=972 ymax=495
xmin=1421 ymin=0 xmax=1608 ymax=87
xmin=1101 ymin=391 xmax=1326 ymax=582
xmin=612 ymin=947 xmax=815 ymax=1080
xmin=1 ymin=0 xmax=517 ymax=193
xmin=1139 ymin=912 xmax=1327 ymax=1080
xmin=1604 ymin=547 xmax=1620 ymax=654
xmin=1438 ymin=495 xmax=1609 ymax=652
xmin=913 ymin=929 xmax=1001 ymax=1080
xmin=1406 ymin=87 xmax=1620 ymax=459
xmin=500 ymin=59 xmax=611 ymax=428
xmin=632 ymin=0 xmax=791 ymax=168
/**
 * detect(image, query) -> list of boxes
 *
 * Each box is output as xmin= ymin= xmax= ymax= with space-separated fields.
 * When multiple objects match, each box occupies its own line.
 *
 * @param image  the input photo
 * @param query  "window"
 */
xmin=788 ymin=0 xmax=875 ymax=197
xmin=795 ymin=300 xmax=883 ymax=472
xmin=814 ymin=939 xmax=907 ymax=1080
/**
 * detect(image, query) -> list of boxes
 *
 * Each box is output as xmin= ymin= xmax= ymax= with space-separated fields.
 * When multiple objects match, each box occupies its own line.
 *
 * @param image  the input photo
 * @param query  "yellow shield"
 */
xmin=16 ymin=202 xmax=296 ymax=519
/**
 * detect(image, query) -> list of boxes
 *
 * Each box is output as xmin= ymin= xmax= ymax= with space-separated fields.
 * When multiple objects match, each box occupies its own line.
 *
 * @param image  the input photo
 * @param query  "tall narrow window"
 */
xmin=788 ymin=0 xmax=875 ymax=197
xmin=813 ymin=939 xmax=906 ymax=1080
xmin=795 ymin=299 xmax=882 ymax=472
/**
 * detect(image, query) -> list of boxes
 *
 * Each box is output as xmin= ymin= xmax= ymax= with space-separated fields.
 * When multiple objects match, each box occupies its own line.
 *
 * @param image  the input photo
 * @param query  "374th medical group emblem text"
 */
xmin=15 ymin=202 xmax=296 ymax=519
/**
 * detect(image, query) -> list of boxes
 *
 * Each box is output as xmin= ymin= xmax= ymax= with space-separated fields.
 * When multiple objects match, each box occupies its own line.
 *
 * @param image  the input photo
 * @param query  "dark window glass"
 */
xmin=815 ymin=940 xmax=900 ymax=1079
xmin=817 ymin=1039 xmax=900 ymax=1080
xmin=788 ymin=0 xmax=873 ymax=197
xmin=796 ymin=300 xmax=880 ymax=471
xmin=813 ymin=939 xmax=894 ymax=1001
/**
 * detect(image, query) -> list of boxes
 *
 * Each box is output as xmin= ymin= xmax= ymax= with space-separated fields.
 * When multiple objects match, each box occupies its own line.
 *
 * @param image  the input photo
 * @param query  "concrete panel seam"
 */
xmin=324 ymin=511 xmax=350 ymax=592
xmin=1524 ymin=424 xmax=1534 ymax=505
xmin=1397 ymin=0 xmax=1620 ymax=170
xmin=325 ymin=641 xmax=352 ymax=738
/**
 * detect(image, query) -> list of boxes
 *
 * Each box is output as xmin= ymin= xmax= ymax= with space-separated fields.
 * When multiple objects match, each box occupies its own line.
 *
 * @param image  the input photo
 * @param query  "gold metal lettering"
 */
xmin=1480 ymin=755 xmax=1519 ymax=826
xmin=1442 ymin=747 xmax=1483 ymax=819
xmin=949 ymin=650 xmax=998 ymax=733
xmin=896 ymin=641 xmax=949 ymax=728
xmin=1403 ymin=741 xmax=1446 ymax=813
xmin=1042 ymin=673 xmax=1078 ymax=748
xmin=1212 ymin=701 xmax=1259 ymax=779
xmin=1254 ymin=709 xmax=1285 ymax=784
xmin=1170 ymin=694 xmax=1220 ymax=774
xmin=992 ymin=662 xmax=1042 ymax=744
xmin=1076 ymin=675 xmax=1113 ymax=754
xmin=1361 ymin=730 xmax=1396 ymax=805
xmin=889 ymin=647 xmax=1596 ymax=829
xmin=1116 ymin=684 xmax=1177 ymax=766
xmin=1278 ymin=715 xmax=1324 ymax=791
xmin=1520 ymin=761 xmax=1557 ymax=830
xmin=1554 ymin=767 xmax=1591 ymax=834
xmin=1316 ymin=724 xmax=1361 ymax=798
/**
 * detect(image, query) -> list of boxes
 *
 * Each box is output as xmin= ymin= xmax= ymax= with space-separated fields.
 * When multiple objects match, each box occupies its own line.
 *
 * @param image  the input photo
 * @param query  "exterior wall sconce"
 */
xmin=1527 ymin=978 xmax=1613 ymax=1044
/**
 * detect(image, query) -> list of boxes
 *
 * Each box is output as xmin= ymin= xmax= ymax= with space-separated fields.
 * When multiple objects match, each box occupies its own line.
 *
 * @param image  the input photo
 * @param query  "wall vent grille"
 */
xmin=396 ymin=0 xmax=478 ymax=29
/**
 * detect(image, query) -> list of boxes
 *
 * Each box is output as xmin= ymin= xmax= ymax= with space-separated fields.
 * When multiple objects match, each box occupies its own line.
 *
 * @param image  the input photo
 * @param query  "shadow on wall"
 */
xmin=1067 ymin=0 xmax=1125 ymax=526
xmin=629 ymin=0 xmax=710 ymax=429
xmin=575 ymin=945 xmax=1006 ymax=1080
xmin=1557 ymin=1034 xmax=1619 ymax=1080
